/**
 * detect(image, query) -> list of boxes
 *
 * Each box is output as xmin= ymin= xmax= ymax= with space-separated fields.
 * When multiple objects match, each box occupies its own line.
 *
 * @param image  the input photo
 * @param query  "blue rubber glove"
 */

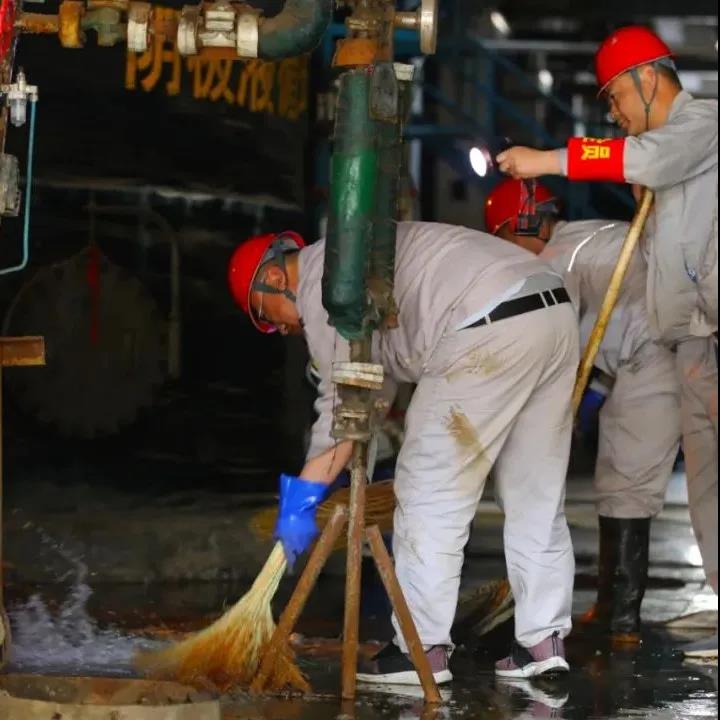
xmin=274 ymin=474 xmax=330 ymax=570
xmin=577 ymin=386 xmax=607 ymax=435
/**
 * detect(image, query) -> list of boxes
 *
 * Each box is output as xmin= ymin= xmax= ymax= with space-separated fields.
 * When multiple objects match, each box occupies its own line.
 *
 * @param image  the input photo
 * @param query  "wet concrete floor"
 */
xmin=5 ymin=471 xmax=718 ymax=719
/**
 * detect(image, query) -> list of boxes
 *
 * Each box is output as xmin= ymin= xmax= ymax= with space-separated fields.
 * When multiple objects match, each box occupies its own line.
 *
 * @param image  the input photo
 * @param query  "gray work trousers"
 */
xmin=392 ymin=302 xmax=578 ymax=651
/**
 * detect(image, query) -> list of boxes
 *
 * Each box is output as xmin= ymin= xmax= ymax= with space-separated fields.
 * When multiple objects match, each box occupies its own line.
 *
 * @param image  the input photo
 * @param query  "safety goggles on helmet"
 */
xmin=227 ymin=230 xmax=305 ymax=334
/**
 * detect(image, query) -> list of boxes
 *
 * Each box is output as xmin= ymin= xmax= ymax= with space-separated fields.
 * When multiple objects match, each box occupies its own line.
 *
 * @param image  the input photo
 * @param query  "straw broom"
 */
xmin=135 ymin=542 xmax=310 ymax=693
xmin=136 ymin=481 xmax=395 ymax=692
xmin=250 ymin=479 xmax=396 ymax=550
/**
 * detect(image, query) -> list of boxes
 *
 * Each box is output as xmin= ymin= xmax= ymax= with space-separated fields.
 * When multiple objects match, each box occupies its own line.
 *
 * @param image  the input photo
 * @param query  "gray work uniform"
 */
xmin=542 ymin=220 xmax=681 ymax=518
xmin=297 ymin=221 xmax=579 ymax=650
xmin=580 ymin=91 xmax=717 ymax=582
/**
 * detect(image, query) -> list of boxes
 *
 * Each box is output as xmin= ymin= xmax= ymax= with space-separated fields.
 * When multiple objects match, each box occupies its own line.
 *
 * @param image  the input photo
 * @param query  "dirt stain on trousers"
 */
xmin=445 ymin=407 xmax=492 ymax=489
xmin=445 ymin=347 xmax=505 ymax=383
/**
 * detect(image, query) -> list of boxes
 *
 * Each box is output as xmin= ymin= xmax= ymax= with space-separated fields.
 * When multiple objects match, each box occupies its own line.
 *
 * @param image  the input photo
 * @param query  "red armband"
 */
xmin=567 ymin=137 xmax=626 ymax=182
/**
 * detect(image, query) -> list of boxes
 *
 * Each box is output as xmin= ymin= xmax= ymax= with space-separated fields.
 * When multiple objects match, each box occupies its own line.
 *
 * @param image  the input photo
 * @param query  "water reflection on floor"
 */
xmin=4 ymin=470 xmax=718 ymax=719
xmin=6 ymin=577 xmax=717 ymax=720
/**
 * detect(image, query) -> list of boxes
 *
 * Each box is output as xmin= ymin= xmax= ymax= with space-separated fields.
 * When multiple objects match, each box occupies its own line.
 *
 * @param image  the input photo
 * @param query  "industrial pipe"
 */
xmin=323 ymin=68 xmax=377 ymax=340
xmin=258 ymin=0 xmax=332 ymax=59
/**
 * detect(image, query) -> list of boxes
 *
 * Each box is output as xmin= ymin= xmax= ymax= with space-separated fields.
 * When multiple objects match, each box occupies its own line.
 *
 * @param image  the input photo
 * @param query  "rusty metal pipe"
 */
xmin=366 ymin=524 xmax=442 ymax=704
xmin=14 ymin=12 xmax=60 ymax=34
xmin=250 ymin=504 xmax=348 ymax=693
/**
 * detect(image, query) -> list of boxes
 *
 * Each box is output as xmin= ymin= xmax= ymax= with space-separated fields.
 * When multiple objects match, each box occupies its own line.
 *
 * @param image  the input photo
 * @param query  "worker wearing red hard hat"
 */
xmin=486 ymin=178 xmax=684 ymax=642
xmin=229 ymin=221 xmax=580 ymax=682
xmin=495 ymin=26 xmax=718 ymax=658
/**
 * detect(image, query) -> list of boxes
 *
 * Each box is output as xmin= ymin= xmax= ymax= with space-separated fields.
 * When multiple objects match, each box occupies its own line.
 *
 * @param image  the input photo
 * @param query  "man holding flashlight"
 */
xmin=497 ymin=26 xmax=717 ymax=657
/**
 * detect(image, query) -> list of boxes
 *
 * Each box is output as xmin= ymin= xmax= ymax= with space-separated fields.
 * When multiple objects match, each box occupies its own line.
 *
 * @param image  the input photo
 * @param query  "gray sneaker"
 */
xmin=496 ymin=631 xmax=570 ymax=678
xmin=681 ymin=634 xmax=718 ymax=659
xmin=356 ymin=643 xmax=453 ymax=685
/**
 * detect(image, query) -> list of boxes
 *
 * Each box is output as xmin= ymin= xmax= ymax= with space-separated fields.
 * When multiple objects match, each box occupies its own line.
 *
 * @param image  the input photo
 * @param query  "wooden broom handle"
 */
xmin=571 ymin=187 xmax=655 ymax=415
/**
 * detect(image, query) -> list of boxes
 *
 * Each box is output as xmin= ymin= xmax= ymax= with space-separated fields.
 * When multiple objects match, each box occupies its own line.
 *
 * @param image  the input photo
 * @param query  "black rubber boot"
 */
xmin=607 ymin=516 xmax=650 ymax=637
xmin=582 ymin=517 xmax=651 ymax=639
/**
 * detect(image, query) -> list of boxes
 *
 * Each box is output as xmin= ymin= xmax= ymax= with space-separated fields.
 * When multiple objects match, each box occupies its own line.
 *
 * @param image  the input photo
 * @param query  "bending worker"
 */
xmin=496 ymin=26 xmax=718 ymax=658
xmin=485 ymin=178 xmax=682 ymax=642
xmin=228 ymin=222 xmax=578 ymax=683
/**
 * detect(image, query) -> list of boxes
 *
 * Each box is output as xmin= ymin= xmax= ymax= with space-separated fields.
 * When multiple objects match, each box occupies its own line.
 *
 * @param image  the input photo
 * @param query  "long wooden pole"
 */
xmin=341 ymin=440 xmax=368 ymax=700
xmin=341 ymin=338 xmax=372 ymax=700
xmin=571 ymin=188 xmax=655 ymax=415
xmin=366 ymin=525 xmax=442 ymax=703
xmin=251 ymin=505 xmax=348 ymax=693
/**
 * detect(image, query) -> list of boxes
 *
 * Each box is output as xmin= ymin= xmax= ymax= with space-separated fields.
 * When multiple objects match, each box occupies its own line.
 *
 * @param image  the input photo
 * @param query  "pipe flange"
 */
xmin=236 ymin=10 xmax=259 ymax=58
xmin=127 ymin=1 xmax=152 ymax=53
xmin=419 ymin=0 xmax=438 ymax=54
xmin=177 ymin=4 xmax=199 ymax=55
xmin=332 ymin=361 xmax=384 ymax=390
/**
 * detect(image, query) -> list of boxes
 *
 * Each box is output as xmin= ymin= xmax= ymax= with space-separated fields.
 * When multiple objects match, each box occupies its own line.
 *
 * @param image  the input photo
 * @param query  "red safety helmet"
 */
xmin=227 ymin=231 xmax=305 ymax=334
xmin=595 ymin=26 xmax=674 ymax=95
xmin=484 ymin=179 xmax=557 ymax=234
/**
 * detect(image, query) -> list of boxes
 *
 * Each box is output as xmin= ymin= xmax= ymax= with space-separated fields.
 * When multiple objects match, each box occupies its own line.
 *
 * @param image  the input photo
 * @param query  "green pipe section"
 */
xmin=323 ymin=69 xmax=378 ymax=341
xmin=258 ymin=0 xmax=332 ymax=59
xmin=368 ymin=102 xmax=403 ymax=329
xmin=368 ymin=71 xmax=411 ymax=329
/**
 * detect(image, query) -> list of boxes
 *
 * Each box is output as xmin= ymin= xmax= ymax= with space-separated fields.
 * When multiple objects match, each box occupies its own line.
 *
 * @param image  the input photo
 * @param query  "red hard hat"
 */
xmin=484 ymin=179 xmax=557 ymax=234
xmin=595 ymin=26 xmax=673 ymax=94
xmin=227 ymin=231 xmax=305 ymax=334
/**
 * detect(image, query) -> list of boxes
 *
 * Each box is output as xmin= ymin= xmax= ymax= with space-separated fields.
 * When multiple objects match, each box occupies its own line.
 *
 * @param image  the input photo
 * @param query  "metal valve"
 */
xmin=177 ymin=0 xmax=259 ymax=57
xmin=394 ymin=0 xmax=438 ymax=55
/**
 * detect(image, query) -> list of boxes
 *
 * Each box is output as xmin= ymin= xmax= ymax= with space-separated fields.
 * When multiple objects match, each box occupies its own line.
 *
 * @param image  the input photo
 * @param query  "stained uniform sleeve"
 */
xmin=565 ymin=101 xmax=718 ymax=189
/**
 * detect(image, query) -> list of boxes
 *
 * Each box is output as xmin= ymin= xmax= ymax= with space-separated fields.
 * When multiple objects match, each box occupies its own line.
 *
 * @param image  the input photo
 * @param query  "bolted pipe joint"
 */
xmin=176 ymin=0 xmax=331 ymax=59
xmin=330 ymin=361 xmax=384 ymax=442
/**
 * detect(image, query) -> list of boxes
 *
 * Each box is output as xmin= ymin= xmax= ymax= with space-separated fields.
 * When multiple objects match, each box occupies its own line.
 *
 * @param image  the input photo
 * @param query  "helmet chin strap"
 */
xmin=630 ymin=66 xmax=657 ymax=131
xmin=630 ymin=58 xmax=675 ymax=131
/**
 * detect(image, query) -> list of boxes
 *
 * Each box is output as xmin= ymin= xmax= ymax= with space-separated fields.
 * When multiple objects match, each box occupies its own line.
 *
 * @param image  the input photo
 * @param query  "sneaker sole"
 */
xmin=356 ymin=669 xmax=453 ymax=686
xmin=495 ymin=656 xmax=569 ymax=679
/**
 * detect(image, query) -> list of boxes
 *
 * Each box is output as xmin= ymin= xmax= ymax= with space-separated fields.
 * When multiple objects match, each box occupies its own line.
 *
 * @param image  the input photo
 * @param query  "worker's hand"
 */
xmin=576 ymin=385 xmax=608 ymax=437
xmin=496 ymin=147 xmax=564 ymax=179
xmin=274 ymin=474 xmax=330 ymax=569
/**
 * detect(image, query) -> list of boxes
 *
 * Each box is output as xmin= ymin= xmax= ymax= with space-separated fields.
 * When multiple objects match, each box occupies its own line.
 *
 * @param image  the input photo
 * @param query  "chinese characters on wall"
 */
xmin=125 ymin=7 xmax=308 ymax=121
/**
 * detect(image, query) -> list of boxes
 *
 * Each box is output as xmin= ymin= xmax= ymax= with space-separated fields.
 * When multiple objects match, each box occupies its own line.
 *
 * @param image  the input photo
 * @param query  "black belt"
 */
xmin=464 ymin=287 xmax=571 ymax=329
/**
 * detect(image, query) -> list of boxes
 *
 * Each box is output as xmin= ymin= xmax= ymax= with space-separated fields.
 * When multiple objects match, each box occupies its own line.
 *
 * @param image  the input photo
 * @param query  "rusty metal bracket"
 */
xmin=0 ymin=335 xmax=45 ymax=366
